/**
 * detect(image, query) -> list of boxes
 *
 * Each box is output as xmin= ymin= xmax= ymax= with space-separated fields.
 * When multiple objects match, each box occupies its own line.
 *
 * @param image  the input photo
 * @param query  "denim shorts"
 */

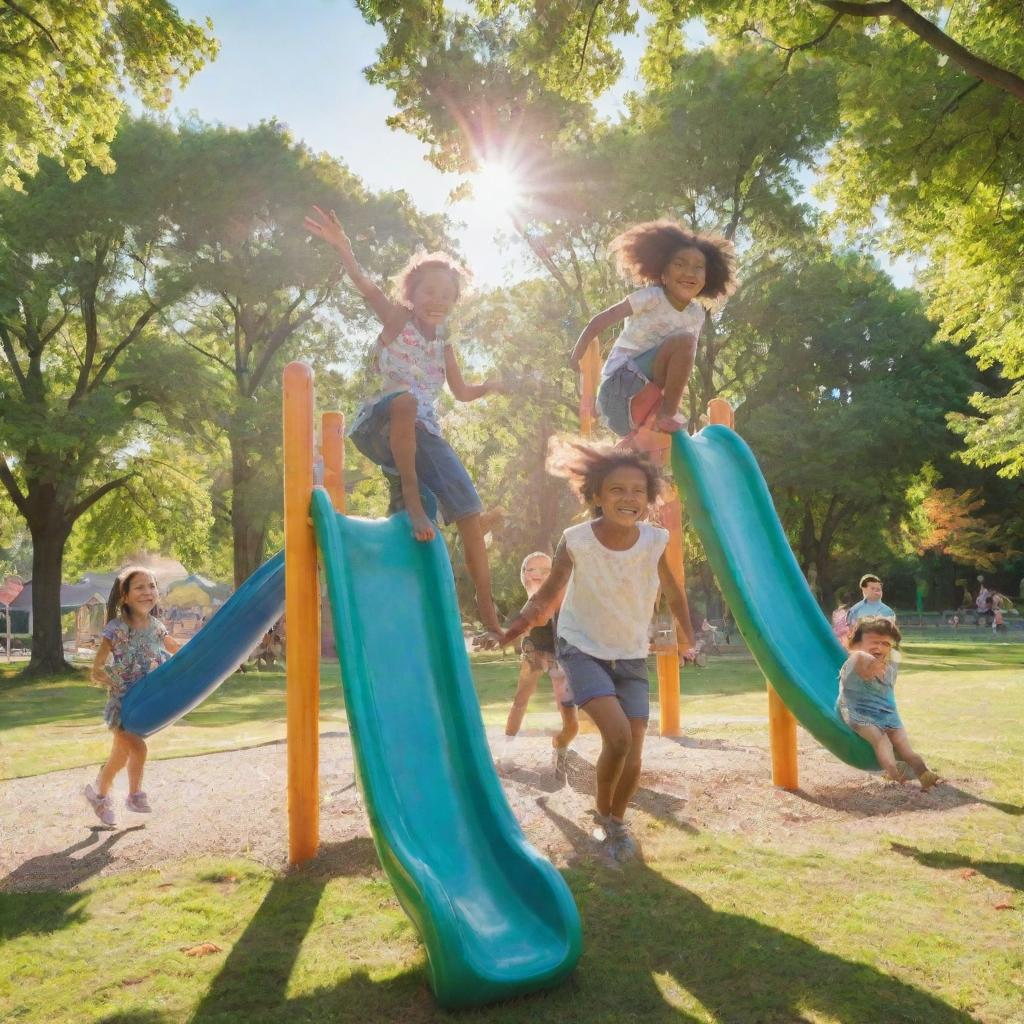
xmin=349 ymin=392 xmax=483 ymax=526
xmin=556 ymin=639 xmax=650 ymax=719
xmin=596 ymin=345 xmax=659 ymax=437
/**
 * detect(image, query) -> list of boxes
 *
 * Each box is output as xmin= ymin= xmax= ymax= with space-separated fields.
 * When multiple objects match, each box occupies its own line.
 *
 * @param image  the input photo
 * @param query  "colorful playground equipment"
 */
xmin=116 ymin=351 xmax=886 ymax=1007
xmin=122 ymin=361 xmax=582 ymax=1009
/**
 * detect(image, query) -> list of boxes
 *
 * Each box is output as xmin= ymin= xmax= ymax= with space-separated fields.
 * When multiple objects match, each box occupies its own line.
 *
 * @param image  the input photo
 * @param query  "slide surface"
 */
xmin=670 ymin=427 xmax=880 ymax=771
xmin=311 ymin=488 xmax=582 ymax=1008
xmin=119 ymin=552 xmax=286 ymax=737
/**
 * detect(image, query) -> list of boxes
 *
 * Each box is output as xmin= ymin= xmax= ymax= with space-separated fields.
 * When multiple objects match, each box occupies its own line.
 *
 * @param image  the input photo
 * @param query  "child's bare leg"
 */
xmin=505 ymin=660 xmax=541 ymax=736
xmin=124 ymin=733 xmax=148 ymax=793
xmin=455 ymin=512 xmax=501 ymax=636
xmin=97 ymin=731 xmax=131 ymax=795
xmin=853 ymin=723 xmax=903 ymax=780
xmin=889 ymin=728 xmax=930 ymax=779
xmin=553 ymin=705 xmax=579 ymax=750
xmin=650 ymin=333 xmax=696 ymax=426
xmin=610 ymin=718 xmax=648 ymax=819
xmin=388 ymin=393 xmax=435 ymax=542
xmin=583 ymin=696 xmax=632 ymax=817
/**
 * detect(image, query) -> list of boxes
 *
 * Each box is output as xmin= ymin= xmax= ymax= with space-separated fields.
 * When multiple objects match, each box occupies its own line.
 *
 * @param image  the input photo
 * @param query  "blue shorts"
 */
xmin=349 ymin=393 xmax=483 ymax=526
xmin=556 ymin=639 xmax=650 ymax=719
xmin=596 ymin=346 xmax=659 ymax=437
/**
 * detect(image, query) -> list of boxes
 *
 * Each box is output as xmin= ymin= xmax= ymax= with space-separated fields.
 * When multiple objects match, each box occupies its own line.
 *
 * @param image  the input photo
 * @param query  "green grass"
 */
xmin=2 ymin=642 xmax=1022 ymax=1022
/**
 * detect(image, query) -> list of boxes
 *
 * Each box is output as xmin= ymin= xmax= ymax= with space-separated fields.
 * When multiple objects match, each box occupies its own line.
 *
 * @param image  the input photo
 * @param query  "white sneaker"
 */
xmin=551 ymin=745 xmax=570 ymax=779
xmin=83 ymin=782 xmax=116 ymax=826
xmin=497 ymin=736 xmax=517 ymax=771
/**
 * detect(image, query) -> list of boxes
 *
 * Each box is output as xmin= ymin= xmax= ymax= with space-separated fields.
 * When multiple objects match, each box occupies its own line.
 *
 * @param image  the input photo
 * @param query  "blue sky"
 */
xmin=169 ymin=2 xmax=912 ymax=288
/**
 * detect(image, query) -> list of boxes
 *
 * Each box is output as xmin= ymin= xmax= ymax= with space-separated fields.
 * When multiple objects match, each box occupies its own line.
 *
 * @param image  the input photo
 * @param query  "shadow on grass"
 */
xmin=794 ymin=781 xmax=1024 ymax=819
xmin=0 ymin=825 xmax=146 ymax=901
xmin=890 ymin=842 xmax=1024 ymax=892
xmin=536 ymin=802 xmax=979 ymax=1024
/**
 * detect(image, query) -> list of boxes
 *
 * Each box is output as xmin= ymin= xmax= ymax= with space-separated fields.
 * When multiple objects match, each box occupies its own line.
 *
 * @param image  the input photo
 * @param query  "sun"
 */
xmin=470 ymin=161 xmax=526 ymax=218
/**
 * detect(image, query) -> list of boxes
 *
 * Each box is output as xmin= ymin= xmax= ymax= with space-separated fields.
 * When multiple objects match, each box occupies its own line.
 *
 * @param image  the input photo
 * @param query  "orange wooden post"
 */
xmin=322 ymin=412 xmax=346 ymax=513
xmin=579 ymin=339 xmax=601 ymax=438
xmin=283 ymin=362 xmax=320 ymax=864
xmin=767 ymin=683 xmax=799 ymax=789
xmin=708 ymin=398 xmax=799 ymax=788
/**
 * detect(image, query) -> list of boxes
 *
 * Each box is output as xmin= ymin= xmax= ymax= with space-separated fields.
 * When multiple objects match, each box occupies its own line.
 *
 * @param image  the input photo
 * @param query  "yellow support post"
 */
xmin=283 ymin=362 xmax=320 ymax=864
xmin=322 ymin=412 xmax=346 ymax=513
xmin=767 ymin=683 xmax=799 ymax=790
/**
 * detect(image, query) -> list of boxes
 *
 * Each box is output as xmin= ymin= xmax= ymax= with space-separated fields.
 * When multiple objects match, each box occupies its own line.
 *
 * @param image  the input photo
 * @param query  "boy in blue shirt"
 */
xmin=847 ymin=574 xmax=896 ymax=628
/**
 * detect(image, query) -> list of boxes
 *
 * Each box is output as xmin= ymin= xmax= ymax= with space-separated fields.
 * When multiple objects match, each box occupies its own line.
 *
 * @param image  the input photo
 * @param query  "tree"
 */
xmin=0 ymin=118 xmax=203 ymax=674
xmin=0 ymin=0 xmax=217 ymax=189
xmin=167 ymin=121 xmax=451 ymax=584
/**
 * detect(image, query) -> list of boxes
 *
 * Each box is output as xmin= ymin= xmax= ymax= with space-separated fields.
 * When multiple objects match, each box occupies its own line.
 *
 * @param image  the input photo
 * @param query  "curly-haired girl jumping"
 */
xmin=502 ymin=443 xmax=689 ymax=861
xmin=570 ymin=219 xmax=736 ymax=436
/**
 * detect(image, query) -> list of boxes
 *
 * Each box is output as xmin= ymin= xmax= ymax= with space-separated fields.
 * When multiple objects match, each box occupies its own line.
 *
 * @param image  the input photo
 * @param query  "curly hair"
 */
xmin=609 ymin=219 xmax=736 ymax=300
xmin=547 ymin=437 xmax=662 ymax=515
xmin=849 ymin=617 xmax=902 ymax=649
xmin=106 ymin=566 xmax=157 ymax=624
xmin=393 ymin=251 xmax=471 ymax=308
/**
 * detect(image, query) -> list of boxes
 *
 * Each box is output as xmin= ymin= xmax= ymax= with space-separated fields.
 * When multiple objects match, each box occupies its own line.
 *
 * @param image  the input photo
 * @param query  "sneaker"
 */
xmin=593 ymin=812 xmax=639 ymax=862
xmin=125 ymin=791 xmax=152 ymax=813
xmin=919 ymin=770 xmax=942 ymax=791
xmin=83 ymin=783 xmax=116 ymax=826
xmin=497 ymin=736 xmax=517 ymax=772
xmin=551 ymin=745 xmax=569 ymax=780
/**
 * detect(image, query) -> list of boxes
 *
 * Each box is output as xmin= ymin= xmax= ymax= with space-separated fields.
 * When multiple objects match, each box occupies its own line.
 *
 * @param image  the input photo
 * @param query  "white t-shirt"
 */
xmin=601 ymin=286 xmax=706 ymax=381
xmin=557 ymin=520 xmax=669 ymax=660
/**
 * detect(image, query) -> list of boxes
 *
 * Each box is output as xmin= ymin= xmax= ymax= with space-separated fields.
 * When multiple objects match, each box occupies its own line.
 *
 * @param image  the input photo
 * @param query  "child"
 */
xmin=304 ymin=207 xmax=504 ymax=642
xmin=502 ymin=443 xmax=689 ymax=861
xmin=831 ymin=593 xmax=854 ymax=646
xmin=838 ymin=617 xmax=940 ymax=790
xmin=84 ymin=568 xmax=181 ymax=826
xmin=846 ymin=573 xmax=896 ymax=628
xmin=569 ymin=219 xmax=736 ymax=437
xmin=498 ymin=552 xmax=579 ymax=776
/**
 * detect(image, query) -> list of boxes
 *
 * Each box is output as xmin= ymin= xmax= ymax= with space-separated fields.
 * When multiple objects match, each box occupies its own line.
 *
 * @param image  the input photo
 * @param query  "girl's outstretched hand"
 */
xmin=304 ymin=206 xmax=353 ymax=258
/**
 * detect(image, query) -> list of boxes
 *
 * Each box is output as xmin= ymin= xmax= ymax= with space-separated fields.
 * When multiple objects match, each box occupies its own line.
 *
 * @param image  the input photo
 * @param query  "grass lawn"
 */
xmin=1 ymin=641 xmax=1022 ymax=1023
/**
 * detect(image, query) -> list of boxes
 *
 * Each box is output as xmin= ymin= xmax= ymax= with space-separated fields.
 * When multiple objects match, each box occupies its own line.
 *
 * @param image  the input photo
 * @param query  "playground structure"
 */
xmin=112 ymin=351 xmax=897 ymax=1007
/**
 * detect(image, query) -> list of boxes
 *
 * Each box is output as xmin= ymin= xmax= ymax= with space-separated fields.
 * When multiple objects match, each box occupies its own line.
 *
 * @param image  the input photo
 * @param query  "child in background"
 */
xmin=84 ymin=568 xmax=181 ymax=826
xmin=831 ymin=593 xmax=854 ymax=646
xmin=846 ymin=574 xmax=896 ymax=628
xmin=837 ymin=617 xmax=940 ymax=790
xmin=503 ymin=443 xmax=689 ymax=861
xmin=304 ymin=206 xmax=505 ymax=643
xmin=498 ymin=552 xmax=579 ymax=777
xmin=569 ymin=219 xmax=736 ymax=437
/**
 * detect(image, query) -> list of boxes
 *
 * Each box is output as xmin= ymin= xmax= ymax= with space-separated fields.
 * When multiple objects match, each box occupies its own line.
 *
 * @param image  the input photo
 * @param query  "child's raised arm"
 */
xmin=304 ymin=206 xmax=399 ymax=325
xmin=569 ymin=299 xmax=632 ymax=369
xmin=502 ymin=539 xmax=572 ymax=647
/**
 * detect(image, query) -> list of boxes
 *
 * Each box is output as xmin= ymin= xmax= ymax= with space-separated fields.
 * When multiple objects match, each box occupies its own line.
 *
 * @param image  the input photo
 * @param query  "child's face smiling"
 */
xmin=126 ymin=573 xmax=159 ymax=615
xmin=661 ymin=246 xmax=706 ymax=309
xmin=598 ymin=466 xmax=650 ymax=527
xmin=522 ymin=556 xmax=552 ymax=596
xmin=858 ymin=631 xmax=893 ymax=660
xmin=411 ymin=269 xmax=458 ymax=328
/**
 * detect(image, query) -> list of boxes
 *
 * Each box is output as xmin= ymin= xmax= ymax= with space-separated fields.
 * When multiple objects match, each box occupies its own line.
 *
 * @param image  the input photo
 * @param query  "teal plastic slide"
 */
xmin=311 ymin=489 xmax=581 ymax=1007
xmin=670 ymin=426 xmax=880 ymax=772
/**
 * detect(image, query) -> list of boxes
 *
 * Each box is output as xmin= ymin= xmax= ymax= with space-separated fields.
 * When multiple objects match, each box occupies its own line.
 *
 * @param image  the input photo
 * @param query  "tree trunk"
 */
xmin=25 ymin=507 xmax=74 ymax=676
xmin=229 ymin=431 xmax=269 ymax=588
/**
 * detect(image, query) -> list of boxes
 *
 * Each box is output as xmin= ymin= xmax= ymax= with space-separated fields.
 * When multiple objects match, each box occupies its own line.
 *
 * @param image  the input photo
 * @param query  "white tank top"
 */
xmin=557 ymin=521 xmax=669 ymax=660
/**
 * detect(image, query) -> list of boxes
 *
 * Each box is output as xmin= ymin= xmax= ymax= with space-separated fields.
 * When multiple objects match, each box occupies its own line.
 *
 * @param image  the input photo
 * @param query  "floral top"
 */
xmin=100 ymin=617 xmax=170 ymax=727
xmin=373 ymin=319 xmax=448 ymax=435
